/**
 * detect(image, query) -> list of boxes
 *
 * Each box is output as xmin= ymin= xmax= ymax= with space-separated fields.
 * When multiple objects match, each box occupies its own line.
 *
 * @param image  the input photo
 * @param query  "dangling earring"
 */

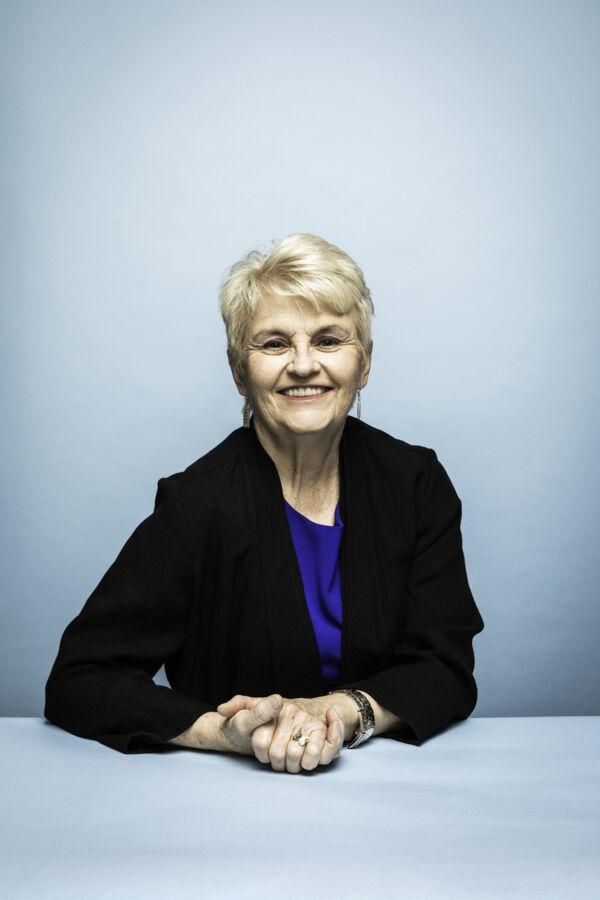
xmin=242 ymin=397 xmax=252 ymax=428
xmin=356 ymin=389 xmax=362 ymax=420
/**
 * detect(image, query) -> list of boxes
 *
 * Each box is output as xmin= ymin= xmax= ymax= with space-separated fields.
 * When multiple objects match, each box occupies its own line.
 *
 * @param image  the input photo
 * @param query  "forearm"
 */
xmin=358 ymin=691 xmax=405 ymax=737
xmin=167 ymin=711 xmax=226 ymax=751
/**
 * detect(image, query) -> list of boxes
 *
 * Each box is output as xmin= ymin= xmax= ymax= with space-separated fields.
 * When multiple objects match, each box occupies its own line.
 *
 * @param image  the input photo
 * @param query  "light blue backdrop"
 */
xmin=2 ymin=0 xmax=598 ymax=718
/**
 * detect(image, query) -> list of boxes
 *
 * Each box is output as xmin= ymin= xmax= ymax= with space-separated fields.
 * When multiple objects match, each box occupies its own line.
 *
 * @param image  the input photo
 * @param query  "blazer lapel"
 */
xmin=244 ymin=417 xmax=326 ymax=698
xmin=340 ymin=417 xmax=398 ymax=683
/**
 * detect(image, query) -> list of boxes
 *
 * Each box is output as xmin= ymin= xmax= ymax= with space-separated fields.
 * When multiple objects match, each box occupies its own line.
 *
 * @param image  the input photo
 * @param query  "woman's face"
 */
xmin=232 ymin=294 xmax=371 ymax=438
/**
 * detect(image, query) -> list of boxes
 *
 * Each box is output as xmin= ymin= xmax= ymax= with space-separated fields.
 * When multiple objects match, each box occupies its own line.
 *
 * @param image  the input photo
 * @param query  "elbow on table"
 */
xmin=44 ymin=672 xmax=74 ymax=732
xmin=459 ymin=672 xmax=479 ymax=721
xmin=44 ymin=665 xmax=102 ymax=738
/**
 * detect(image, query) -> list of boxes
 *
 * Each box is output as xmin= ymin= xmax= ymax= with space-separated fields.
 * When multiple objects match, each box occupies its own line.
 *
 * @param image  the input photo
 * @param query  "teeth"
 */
xmin=282 ymin=387 xmax=329 ymax=397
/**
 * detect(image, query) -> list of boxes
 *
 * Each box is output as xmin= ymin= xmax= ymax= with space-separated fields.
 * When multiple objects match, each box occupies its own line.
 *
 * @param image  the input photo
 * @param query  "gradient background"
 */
xmin=2 ymin=0 xmax=598 ymax=718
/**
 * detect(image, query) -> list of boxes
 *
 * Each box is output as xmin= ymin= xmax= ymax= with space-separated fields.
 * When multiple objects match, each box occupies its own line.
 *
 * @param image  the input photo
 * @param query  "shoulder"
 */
xmin=344 ymin=416 xmax=458 ymax=505
xmin=160 ymin=425 xmax=250 ymax=487
xmin=151 ymin=425 xmax=253 ymax=526
xmin=344 ymin=415 xmax=433 ymax=469
xmin=147 ymin=427 xmax=262 ymax=552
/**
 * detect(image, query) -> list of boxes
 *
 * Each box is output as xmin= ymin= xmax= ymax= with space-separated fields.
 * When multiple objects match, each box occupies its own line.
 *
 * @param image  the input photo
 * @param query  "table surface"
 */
xmin=1 ymin=716 xmax=599 ymax=900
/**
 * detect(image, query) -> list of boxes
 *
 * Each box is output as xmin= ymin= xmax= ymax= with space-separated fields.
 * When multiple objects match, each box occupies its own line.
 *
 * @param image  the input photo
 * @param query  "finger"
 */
xmin=316 ymin=708 xmax=345 ymax=767
xmin=285 ymin=714 xmax=326 ymax=775
xmin=248 ymin=694 xmax=283 ymax=732
xmin=298 ymin=720 xmax=328 ymax=772
xmin=226 ymin=694 xmax=282 ymax=736
xmin=267 ymin=703 xmax=302 ymax=772
xmin=224 ymin=694 xmax=283 ymax=755
xmin=251 ymin=722 xmax=276 ymax=765
xmin=285 ymin=729 xmax=310 ymax=774
xmin=216 ymin=695 xmax=257 ymax=715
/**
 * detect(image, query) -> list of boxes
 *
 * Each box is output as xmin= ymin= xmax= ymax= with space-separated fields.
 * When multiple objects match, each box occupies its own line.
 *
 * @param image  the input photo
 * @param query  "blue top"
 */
xmin=284 ymin=499 xmax=344 ymax=686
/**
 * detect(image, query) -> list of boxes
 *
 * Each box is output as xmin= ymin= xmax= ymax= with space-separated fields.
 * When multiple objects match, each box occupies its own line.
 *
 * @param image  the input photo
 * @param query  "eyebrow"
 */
xmin=251 ymin=324 xmax=350 ymax=342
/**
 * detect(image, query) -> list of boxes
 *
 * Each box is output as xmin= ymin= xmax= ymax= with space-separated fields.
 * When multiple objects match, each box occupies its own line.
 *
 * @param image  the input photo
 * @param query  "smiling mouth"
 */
xmin=278 ymin=387 xmax=333 ymax=399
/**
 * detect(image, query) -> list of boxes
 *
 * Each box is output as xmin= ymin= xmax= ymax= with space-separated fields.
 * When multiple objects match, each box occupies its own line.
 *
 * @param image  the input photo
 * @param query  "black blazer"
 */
xmin=44 ymin=415 xmax=485 ymax=754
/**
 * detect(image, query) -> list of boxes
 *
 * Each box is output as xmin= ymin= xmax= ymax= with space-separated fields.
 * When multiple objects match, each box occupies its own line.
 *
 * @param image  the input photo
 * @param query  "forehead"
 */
xmin=249 ymin=294 xmax=354 ymax=333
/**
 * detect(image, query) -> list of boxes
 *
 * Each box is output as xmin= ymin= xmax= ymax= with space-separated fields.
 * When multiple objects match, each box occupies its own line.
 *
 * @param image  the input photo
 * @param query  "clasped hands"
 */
xmin=215 ymin=693 xmax=350 ymax=774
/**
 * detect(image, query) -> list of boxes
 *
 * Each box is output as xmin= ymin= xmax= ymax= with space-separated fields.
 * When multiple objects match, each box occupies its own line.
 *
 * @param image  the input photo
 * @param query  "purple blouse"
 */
xmin=284 ymin=499 xmax=344 ymax=686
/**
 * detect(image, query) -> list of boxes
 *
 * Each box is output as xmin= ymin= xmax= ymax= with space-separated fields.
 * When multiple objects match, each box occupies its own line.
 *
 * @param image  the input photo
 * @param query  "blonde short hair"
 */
xmin=218 ymin=233 xmax=375 ymax=375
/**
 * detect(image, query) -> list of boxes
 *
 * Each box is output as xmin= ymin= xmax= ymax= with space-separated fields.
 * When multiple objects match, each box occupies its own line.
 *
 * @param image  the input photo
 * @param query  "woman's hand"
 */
xmin=217 ymin=694 xmax=344 ymax=773
xmin=219 ymin=692 xmax=359 ymax=741
xmin=214 ymin=694 xmax=282 ymax=757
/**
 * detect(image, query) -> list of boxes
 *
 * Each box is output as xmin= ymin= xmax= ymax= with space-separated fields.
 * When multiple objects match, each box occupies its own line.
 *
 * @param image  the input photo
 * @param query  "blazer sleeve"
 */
xmin=336 ymin=448 xmax=485 ymax=745
xmin=44 ymin=477 xmax=215 ymax=754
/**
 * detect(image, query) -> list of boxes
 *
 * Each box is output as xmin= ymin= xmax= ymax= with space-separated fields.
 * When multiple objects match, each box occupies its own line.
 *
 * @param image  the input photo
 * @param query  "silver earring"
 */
xmin=357 ymin=389 xmax=362 ymax=420
xmin=242 ymin=397 xmax=252 ymax=428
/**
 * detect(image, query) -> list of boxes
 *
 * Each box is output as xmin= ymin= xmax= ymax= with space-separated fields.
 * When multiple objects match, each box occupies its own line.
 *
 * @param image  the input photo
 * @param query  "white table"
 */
xmin=1 ymin=716 xmax=599 ymax=899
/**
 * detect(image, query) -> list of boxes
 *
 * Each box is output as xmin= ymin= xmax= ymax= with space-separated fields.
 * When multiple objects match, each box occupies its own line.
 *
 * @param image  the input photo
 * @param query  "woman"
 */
xmin=44 ymin=233 xmax=484 ymax=774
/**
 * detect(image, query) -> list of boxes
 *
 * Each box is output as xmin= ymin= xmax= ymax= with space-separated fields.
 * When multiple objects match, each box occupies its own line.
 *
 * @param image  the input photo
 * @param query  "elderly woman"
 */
xmin=44 ymin=233 xmax=484 ymax=773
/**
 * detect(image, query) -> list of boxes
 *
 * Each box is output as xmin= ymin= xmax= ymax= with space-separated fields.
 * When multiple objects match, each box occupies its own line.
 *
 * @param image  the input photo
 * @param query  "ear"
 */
xmin=360 ymin=344 xmax=373 ymax=389
xmin=227 ymin=351 xmax=247 ymax=397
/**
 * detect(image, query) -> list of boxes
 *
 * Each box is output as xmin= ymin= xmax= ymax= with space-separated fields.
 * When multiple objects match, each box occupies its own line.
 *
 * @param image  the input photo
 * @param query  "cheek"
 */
xmin=246 ymin=357 xmax=281 ymax=391
xmin=337 ymin=354 xmax=363 ymax=385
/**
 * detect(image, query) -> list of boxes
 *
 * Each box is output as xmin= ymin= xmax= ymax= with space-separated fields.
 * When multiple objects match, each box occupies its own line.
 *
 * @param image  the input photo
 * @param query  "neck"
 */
xmin=252 ymin=416 xmax=343 ymax=499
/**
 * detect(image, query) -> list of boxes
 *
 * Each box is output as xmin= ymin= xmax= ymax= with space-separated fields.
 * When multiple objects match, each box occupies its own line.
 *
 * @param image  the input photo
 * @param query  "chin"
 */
xmin=282 ymin=414 xmax=338 ymax=433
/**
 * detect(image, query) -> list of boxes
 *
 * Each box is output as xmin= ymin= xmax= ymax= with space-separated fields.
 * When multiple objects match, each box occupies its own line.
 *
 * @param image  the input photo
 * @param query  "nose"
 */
xmin=287 ymin=343 xmax=320 ymax=377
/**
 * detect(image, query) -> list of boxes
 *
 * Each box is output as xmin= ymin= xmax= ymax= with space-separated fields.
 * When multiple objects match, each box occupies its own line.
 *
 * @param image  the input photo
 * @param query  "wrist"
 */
xmin=198 ymin=712 xmax=229 ymax=751
xmin=326 ymin=691 xmax=361 ymax=742
xmin=168 ymin=712 xmax=226 ymax=751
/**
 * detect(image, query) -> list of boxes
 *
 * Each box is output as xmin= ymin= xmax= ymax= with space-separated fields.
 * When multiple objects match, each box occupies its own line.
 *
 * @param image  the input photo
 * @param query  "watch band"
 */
xmin=328 ymin=688 xmax=375 ymax=749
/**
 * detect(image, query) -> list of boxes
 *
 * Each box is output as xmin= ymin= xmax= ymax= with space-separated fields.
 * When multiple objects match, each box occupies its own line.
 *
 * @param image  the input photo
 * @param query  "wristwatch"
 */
xmin=328 ymin=688 xmax=375 ymax=749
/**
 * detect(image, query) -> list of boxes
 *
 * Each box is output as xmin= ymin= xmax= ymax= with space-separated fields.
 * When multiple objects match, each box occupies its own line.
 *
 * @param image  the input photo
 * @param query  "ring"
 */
xmin=292 ymin=727 xmax=310 ymax=747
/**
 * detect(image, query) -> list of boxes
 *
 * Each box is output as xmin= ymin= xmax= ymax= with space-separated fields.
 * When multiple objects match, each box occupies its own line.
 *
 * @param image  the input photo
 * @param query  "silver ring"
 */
xmin=292 ymin=727 xmax=310 ymax=747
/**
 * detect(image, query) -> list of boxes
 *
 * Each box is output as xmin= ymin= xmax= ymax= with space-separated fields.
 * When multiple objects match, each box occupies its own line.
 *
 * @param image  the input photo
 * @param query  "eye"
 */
xmin=261 ymin=336 xmax=341 ymax=351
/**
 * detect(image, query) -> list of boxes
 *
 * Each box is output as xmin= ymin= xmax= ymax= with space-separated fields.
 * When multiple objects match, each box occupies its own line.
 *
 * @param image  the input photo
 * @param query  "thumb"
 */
xmin=253 ymin=694 xmax=283 ymax=723
xmin=217 ymin=695 xmax=255 ymax=715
